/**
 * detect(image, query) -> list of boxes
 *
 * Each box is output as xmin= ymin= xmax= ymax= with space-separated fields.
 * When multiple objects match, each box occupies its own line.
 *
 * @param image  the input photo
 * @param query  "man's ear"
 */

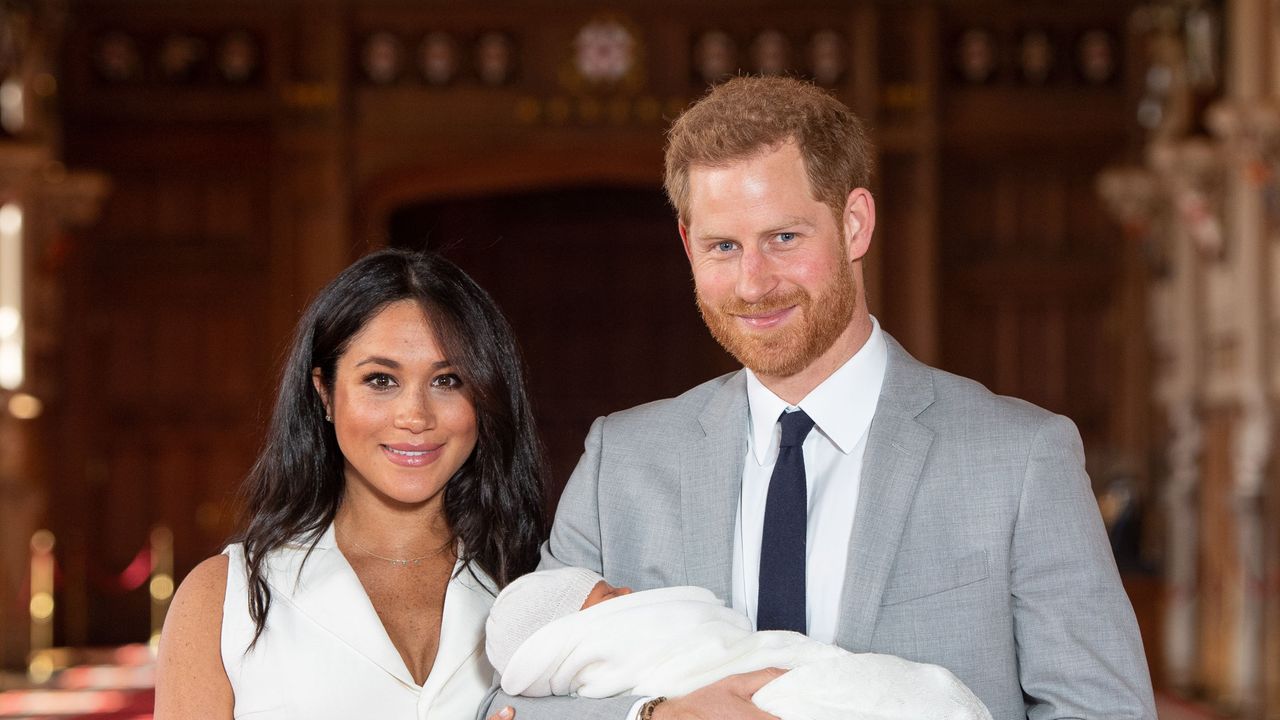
xmin=311 ymin=368 xmax=332 ymax=419
xmin=842 ymin=188 xmax=876 ymax=262
xmin=678 ymin=221 xmax=693 ymax=263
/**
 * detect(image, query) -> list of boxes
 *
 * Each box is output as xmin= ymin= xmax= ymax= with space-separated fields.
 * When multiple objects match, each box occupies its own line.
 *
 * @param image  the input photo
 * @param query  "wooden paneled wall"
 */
xmin=936 ymin=4 xmax=1140 ymax=470
xmin=56 ymin=128 xmax=276 ymax=643
xmin=36 ymin=0 xmax=1141 ymax=651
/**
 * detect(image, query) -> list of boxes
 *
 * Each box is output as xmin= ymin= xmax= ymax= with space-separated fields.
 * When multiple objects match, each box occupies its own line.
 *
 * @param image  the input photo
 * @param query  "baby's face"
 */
xmin=581 ymin=580 xmax=633 ymax=609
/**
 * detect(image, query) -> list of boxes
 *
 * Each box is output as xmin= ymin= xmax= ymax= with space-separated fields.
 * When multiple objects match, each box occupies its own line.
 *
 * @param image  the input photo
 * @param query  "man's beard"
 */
xmin=696 ymin=257 xmax=858 ymax=378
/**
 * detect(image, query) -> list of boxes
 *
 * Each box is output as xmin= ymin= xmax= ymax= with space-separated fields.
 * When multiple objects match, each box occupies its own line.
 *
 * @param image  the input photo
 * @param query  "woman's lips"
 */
xmin=380 ymin=443 xmax=441 ymax=467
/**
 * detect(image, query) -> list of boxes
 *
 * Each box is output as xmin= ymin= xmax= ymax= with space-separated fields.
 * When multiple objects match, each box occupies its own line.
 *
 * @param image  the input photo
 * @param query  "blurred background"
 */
xmin=0 ymin=0 xmax=1276 ymax=718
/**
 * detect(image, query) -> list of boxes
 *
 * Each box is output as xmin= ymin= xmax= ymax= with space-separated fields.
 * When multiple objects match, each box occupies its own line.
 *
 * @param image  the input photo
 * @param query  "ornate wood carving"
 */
xmin=1101 ymin=0 xmax=1280 ymax=711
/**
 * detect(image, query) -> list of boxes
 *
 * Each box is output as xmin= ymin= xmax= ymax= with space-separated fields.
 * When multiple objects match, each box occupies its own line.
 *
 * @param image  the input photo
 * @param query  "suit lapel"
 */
xmin=835 ymin=337 xmax=936 ymax=651
xmin=419 ymin=565 xmax=494 ymax=706
xmin=264 ymin=524 xmax=420 ymax=689
xmin=681 ymin=371 xmax=748 ymax=601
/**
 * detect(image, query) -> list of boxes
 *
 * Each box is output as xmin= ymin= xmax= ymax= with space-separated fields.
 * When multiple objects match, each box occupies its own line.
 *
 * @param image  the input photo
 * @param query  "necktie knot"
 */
xmin=778 ymin=409 xmax=815 ymax=449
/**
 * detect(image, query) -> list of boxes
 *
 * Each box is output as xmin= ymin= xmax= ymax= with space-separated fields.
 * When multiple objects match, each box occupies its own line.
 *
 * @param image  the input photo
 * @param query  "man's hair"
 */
xmin=663 ymin=76 xmax=874 ymax=225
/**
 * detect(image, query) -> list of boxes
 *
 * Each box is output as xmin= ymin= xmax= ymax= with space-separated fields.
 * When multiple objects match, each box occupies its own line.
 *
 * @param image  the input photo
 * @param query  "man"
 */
xmin=487 ymin=76 xmax=1155 ymax=720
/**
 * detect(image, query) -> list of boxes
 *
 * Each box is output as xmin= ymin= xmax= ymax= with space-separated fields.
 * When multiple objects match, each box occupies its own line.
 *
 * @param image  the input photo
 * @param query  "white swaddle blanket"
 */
xmin=497 ymin=584 xmax=993 ymax=720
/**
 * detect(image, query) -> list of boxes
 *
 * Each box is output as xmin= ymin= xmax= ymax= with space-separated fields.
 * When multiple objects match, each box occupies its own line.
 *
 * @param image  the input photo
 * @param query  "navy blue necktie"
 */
xmin=757 ymin=409 xmax=815 ymax=633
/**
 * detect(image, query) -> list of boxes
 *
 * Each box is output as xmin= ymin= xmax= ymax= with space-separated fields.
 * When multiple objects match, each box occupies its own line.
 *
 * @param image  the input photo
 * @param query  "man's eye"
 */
xmin=777 ymin=232 xmax=797 ymax=242
xmin=715 ymin=241 xmax=736 ymax=252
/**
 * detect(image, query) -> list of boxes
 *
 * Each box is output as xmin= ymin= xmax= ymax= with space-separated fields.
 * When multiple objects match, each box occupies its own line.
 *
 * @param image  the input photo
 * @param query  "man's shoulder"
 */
xmin=911 ymin=360 xmax=1064 ymax=439
xmin=883 ymin=333 xmax=1061 ymax=432
xmin=599 ymin=369 xmax=741 ymax=433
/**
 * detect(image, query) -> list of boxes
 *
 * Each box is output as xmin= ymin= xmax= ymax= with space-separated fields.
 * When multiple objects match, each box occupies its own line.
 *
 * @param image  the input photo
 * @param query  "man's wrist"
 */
xmin=625 ymin=696 xmax=653 ymax=720
xmin=638 ymin=696 xmax=667 ymax=720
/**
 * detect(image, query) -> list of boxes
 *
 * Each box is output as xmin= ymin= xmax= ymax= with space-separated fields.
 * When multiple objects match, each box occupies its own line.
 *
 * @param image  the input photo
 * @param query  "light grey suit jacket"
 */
xmin=485 ymin=336 xmax=1156 ymax=720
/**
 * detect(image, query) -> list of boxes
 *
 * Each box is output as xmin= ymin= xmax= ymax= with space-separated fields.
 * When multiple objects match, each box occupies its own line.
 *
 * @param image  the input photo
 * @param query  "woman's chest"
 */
xmin=358 ymin=570 xmax=449 ymax=683
xmin=226 ymin=590 xmax=489 ymax=720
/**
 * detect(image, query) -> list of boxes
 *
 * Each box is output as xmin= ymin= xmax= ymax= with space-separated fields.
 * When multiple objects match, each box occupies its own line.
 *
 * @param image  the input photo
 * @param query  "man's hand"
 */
xmin=652 ymin=668 xmax=786 ymax=719
xmin=486 ymin=706 xmax=514 ymax=720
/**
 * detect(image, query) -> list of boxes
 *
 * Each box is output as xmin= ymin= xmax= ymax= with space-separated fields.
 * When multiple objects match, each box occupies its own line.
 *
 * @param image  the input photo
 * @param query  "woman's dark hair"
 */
xmin=234 ymin=248 xmax=546 ymax=642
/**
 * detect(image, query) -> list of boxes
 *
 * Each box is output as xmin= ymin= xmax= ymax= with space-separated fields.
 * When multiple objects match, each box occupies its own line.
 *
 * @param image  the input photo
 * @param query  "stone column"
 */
xmin=1106 ymin=1 xmax=1280 ymax=710
xmin=1156 ymin=139 xmax=1218 ymax=693
xmin=1200 ymin=0 xmax=1277 ymax=708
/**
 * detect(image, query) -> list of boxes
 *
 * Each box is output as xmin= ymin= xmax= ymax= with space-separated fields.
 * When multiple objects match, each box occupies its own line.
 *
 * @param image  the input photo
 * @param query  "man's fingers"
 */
xmin=728 ymin=666 xmax=788 ymax=695
xmin=485 ymin=706 xmax=514 ymax=720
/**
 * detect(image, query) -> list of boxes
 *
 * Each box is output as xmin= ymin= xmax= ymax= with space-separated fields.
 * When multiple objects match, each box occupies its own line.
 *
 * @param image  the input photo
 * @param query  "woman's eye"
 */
xmin=432 ymin=373 xmax=463 ymax=389
xmin=363 ymin=373 xmax=397 ymax=389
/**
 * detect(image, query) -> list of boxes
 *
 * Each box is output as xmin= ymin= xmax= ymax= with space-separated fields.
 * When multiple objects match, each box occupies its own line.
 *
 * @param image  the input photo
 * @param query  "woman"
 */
xmin=156 ymin=249 xmax=544 ymax=719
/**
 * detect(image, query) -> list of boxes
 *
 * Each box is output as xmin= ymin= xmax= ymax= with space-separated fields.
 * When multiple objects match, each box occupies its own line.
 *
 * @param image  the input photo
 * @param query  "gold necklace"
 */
xmin=346 ymin=536 xmax=434 ymax=568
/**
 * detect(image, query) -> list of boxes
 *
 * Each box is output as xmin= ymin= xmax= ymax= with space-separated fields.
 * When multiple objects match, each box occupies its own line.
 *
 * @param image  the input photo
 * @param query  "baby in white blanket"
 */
xmin=485 ymin=567 xmax=993 ymax=720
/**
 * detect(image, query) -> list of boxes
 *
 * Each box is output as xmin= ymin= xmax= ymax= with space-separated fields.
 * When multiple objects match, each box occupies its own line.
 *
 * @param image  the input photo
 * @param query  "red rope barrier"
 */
xmin=89 ymin=545 xmax=152 ymax=594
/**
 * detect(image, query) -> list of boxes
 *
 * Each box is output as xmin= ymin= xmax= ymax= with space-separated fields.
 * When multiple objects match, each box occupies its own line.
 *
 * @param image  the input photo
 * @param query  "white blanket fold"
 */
xmin=499 ymin=585 xmax=992 ymax=720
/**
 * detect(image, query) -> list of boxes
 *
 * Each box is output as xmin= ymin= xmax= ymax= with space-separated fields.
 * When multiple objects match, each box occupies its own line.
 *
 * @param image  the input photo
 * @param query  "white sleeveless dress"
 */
xmin=221 ymin=524 xmax=497 ymax=720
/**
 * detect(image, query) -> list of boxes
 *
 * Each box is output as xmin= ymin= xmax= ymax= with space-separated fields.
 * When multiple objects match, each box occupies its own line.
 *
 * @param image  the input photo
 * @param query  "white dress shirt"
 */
xmin=627 ymin=319 xmax=888 ymax=717
xmin=731 ymin=316 xmax=887 ymax=643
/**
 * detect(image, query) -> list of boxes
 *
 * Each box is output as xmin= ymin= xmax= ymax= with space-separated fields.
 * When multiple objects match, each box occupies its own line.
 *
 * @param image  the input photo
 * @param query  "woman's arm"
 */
xmin=154 ymin=554 xmax=233 ymax=719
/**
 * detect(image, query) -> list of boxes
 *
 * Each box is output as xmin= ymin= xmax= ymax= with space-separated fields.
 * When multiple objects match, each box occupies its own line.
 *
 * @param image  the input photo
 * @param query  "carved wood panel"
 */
xmin=936 ymin=3 xmax=1136 ymax=468
xmin=939 ymin=147 xmax=1126 ymax=455
xmin=55 ymin=133 xmax=273 ymax=644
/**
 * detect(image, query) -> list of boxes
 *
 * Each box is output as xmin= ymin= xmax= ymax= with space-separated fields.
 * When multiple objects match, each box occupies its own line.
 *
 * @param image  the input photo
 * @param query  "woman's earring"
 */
xmin=325 ymin=413 xmax=333 ymax=422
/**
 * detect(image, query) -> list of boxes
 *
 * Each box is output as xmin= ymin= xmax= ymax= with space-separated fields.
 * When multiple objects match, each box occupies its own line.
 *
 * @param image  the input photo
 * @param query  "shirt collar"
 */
xmin=745 ymin=316 xmax=888 ymax=464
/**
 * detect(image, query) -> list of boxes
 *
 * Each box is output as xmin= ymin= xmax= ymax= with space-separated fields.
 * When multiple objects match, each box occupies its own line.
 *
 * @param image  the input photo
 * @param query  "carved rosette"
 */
xmin=559 ymin=14 xmax=645 ymax=95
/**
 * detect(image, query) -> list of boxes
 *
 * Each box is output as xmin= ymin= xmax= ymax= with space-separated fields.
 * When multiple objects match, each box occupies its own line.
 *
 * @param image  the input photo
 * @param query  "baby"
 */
xmin=485 ymin=567 xmax=993 ymax=720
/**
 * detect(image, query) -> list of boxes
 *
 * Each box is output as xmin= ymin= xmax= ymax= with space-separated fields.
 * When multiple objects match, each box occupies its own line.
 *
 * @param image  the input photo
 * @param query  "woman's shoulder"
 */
xmin=162 ymin=554 xmax=233 ymax=651
xmin=154 ymin=554 xmax=234 ymax=718
xmin=169 ymin=554 xmax=231 ymax=630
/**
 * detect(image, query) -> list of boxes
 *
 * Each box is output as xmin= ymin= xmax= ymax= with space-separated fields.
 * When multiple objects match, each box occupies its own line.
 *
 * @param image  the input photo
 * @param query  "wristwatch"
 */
xmin=639 ymin=696 xmax=667 ymax=720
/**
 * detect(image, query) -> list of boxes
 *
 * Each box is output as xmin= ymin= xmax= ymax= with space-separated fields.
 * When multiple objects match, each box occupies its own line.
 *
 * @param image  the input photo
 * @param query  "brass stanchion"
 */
xmin=149 ymin=526 xmax=174 ymax=653
xmin=28 ymin=529 xmax=55 ymax=683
